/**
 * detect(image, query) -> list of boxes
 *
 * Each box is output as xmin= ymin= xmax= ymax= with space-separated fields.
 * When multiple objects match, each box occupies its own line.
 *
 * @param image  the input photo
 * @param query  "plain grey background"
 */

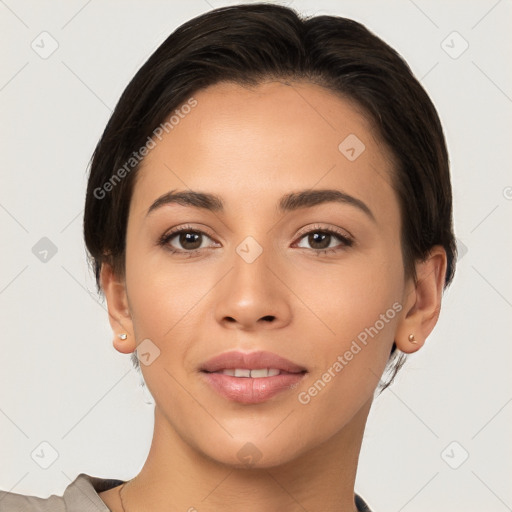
xmin=1 ymin=1 xmax=511 ymax=511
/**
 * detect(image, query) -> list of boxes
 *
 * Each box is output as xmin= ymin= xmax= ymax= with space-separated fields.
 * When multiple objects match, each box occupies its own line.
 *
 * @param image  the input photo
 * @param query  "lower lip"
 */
xmin=200 ymin=371 xmax=306 ymax=404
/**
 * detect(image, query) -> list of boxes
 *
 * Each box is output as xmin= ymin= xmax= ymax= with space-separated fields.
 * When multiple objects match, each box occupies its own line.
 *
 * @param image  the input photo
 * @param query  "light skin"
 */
xmin=98 ymin=81 xmax=447 ymax=512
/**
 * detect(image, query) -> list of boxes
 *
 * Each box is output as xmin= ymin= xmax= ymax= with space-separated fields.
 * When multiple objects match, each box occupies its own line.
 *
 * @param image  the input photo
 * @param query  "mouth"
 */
xmin=199 ymin=350 xmax=307 ymax=404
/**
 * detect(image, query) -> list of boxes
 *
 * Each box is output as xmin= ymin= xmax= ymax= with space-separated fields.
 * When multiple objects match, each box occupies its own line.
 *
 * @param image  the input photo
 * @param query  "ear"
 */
xmin=395 ymin=246 xmax=448 ymax=354
xmin=100 ymin=262 xmax=136 ymax=355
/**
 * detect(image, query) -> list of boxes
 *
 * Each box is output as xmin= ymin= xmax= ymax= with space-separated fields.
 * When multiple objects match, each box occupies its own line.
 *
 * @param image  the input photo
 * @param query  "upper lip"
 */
xmin=200 ymin=350 xmax=307 ymax=374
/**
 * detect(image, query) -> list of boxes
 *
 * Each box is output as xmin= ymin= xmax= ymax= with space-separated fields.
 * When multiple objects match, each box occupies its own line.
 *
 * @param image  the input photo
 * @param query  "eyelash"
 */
xmin=158 ymin=223 xmax=354 ymax=258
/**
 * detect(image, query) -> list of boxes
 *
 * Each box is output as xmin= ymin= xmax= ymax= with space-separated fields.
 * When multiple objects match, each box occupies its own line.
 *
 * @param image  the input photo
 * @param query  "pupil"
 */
xmin=310 ymin=232 xmax=329 ymax=249
xmin=180 ymin=232 xmax=201 ymax=250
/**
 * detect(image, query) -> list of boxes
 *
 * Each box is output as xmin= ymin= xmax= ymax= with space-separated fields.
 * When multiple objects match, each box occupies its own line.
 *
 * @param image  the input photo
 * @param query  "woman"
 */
xmin=0 ymin=3 xmax=455 ymax=511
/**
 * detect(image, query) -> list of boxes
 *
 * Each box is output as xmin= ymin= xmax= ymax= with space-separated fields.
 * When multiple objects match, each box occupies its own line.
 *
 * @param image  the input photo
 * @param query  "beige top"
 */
xmin=0 ymin=473 xmax=123 ymax=512
xmin=0 ymin=473 xmax=373 ymax=511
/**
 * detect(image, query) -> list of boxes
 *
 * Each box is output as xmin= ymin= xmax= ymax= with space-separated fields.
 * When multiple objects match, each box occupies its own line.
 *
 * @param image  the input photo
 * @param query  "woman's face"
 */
xmin=120 ymin=81 xmax=409 ymax=467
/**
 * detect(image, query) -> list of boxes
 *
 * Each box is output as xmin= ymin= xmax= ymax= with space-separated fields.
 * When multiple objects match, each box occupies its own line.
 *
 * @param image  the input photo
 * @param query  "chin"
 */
xmin=194 ymin=430 xmax=313 ymax=470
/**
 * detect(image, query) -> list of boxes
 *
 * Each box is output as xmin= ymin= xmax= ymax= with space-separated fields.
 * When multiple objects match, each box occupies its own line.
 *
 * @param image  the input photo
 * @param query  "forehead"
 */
xmin=132 ymin=80 xmax=397 ymax=222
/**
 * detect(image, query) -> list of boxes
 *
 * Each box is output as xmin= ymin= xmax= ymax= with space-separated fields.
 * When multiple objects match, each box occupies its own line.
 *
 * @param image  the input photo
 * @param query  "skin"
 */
xmin=98 ymin=81 xmax=447 ymax=512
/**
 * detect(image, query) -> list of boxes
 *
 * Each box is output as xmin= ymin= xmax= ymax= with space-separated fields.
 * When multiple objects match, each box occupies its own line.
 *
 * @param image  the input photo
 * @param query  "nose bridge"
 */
xmin=230 ymin=236 xmax=276 ymax=301
xmin=230 ymin=232 xmax=275 ymax=298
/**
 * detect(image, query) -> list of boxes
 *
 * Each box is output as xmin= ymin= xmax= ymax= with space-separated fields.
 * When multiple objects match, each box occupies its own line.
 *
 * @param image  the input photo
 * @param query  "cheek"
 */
xmin=292 ymin=245 xmax=403 ymax=336
xmin=292 ymin=246 xmax=404 ymax=389
xmin=293 ymin=266 xmax=402 ymax=433
xmin=124 ymin=235 xmax=198 ymax=343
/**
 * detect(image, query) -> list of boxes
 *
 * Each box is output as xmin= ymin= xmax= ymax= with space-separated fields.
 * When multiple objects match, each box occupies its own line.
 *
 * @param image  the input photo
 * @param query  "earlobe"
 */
xmin=99 ymin=262 xmax=136 ymax=355
xmin=395 ymin=246 xmax=447 ymax=354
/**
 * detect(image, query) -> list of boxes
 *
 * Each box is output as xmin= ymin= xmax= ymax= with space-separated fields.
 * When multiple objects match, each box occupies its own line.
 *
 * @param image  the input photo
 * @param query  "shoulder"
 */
xmin=0 ymin=473 xmax=124 ymax=512
xmin=0 ymin=490 xmax=67 ymax=512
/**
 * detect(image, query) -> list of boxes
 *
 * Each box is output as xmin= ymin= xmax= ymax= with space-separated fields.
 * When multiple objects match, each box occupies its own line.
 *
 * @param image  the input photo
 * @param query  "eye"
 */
xmin=158 ymin=223 xmax=354 ymax=258
xmin=294 ymin=224 xmax=353 ymax=255
xmin=158 ymin=225 xmax=219 ymax=257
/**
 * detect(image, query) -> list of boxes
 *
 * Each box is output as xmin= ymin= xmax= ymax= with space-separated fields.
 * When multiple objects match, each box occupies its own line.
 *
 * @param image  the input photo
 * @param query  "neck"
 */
xmin=118 ymin=398 xmax=372 ymax=512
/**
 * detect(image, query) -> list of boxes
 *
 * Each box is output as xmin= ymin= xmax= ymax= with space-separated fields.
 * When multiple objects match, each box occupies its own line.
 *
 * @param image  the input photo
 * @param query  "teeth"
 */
xmin=217 ymin=368 xmax=282 ymax=378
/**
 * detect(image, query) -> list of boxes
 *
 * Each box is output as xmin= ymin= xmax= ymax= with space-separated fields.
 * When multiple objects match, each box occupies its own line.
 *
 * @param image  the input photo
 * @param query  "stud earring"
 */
xmin=118 ymin=333 xmax=128 ymax=340
xmin=408 ymin=334 xmax=417 ymax=344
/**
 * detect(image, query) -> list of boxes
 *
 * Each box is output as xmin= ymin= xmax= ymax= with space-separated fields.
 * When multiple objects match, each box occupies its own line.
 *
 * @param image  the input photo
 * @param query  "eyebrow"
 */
xmin=147 ymin=188 xmax=376 ymax=222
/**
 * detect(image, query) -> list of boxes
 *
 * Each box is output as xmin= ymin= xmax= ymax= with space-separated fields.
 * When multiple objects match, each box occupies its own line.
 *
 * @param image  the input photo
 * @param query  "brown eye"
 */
xmin=306 ymin=232 xmax=332 ymax=250
xmin=173 ymin=231 xmax=203 ymax=250
xmin=159 ymin=226 xmax=218 ymax=255
xmin=295 ymin=227 xmax=353 ymax=255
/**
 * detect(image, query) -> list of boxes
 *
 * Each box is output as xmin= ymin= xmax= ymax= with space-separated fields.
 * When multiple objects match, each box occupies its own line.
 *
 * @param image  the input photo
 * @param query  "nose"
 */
xmin=213 ymin=243 xmax=292 ymax=331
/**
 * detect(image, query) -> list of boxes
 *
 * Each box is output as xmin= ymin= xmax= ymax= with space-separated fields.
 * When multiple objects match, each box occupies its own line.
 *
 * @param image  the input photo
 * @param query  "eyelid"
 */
xmin=161 ymin=223 xmax=218 ymax=241
xmin=294 ymin=223 xmax=354 ymax=242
